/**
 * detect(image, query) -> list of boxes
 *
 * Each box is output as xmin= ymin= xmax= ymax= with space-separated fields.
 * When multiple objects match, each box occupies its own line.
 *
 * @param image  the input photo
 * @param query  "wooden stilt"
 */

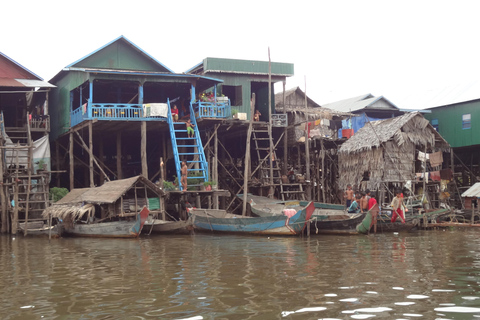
xmin=282 ymin=80 xmax=288 ymax=175
xmin=89 ymin=121 xmax=94 ymax=187
xmin=99 ymin=138 xmax=105 ymax=185
xmin=242 ymin=93 xmax=255 ymax=215
xmin=55 ymin=141 xmax=61 ymax=188
xmin=117 ymin=132 xmax=122 ymax=179
xmin=69 ymin=131 xmax=74 ymax=190
xmin=267 ymin=49 xmax=274 ymax=198
xmin=304 ymin=77 xmax=311 ymax=200
xmin=0 ymin=130 xmax=7 ymax=233
xmin=24 ymin=113 xmax=33 ymax=236
xmin=73 ymin=131 xmax=110 ymax=182
xmin=321 ymin=139 xmax=325 ymax=203
xmin=141 ymin=121 xmax=148 ymax=178
xmin=213 ymin=125 xmax=219 ymax=210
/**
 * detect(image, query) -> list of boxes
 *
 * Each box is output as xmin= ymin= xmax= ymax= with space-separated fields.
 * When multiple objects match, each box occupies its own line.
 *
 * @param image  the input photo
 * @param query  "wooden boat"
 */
xmin=19 ymin=221 xmax=60 ymax=237
xmin=356 ymin=207 xmax=450 ymax=234
xmin=189 ymin=202 xmax=315 ymax=236
xmin=143 ymin=218 xmax=192 ymax=234
xmin=60 ymin=207 xmax=150 ymax=238
xmin=241 ymin=194 xmax=364 ymax=234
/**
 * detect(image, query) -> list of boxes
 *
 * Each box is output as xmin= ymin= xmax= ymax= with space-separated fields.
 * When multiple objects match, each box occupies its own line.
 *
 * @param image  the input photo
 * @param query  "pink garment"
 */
xmin=283 ymin=209 xmax=297 ymax=218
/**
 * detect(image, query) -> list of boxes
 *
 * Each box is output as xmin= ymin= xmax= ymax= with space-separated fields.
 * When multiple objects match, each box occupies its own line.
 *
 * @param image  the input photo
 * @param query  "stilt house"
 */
xmin=0 ymin=51 xmax=54 ymax=234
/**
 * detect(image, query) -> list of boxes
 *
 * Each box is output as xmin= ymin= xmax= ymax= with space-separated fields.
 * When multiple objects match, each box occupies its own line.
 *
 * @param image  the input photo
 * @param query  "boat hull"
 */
xmin=310 ymin=213 xmax=366 ymax=235
xmin=61 ymin=207 xmax=150 ymax=238
xmin=190 ymin=203 xmax=314 ymax=236
xmin=144 ymin=219 xmax=192 ymax=234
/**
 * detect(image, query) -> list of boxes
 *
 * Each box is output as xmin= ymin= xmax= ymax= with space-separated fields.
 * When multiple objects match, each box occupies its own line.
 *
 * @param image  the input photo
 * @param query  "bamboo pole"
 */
xmin=141 ymin=121 xmax=148 ymax=178
xmin=12 ymin=143 xmax=20 ymax=235
xmin=242 ymin=93 xmax=255 ymax=216
xmin=0 ymin=120 xmax=7 ymax=233
xmin=268 ymin=48 xmax=274 ymax=198
xmin=24 ymin=112 xmax=33 ymax=236
xmin=89 ymin=121 xmax=94 ymax=187
xmin=282 ymin=80 xmax=288 ymax=175
xmin=213 ymin=124 xmax=219 ymax=210
xmin=99 ymin=138 xmax=105 ymax=185
xmin=55 ymin=141 xmax=60 ymax=188
xmin=304 ymin=76 xmax=311 ymax=200
xmin=160 ymin=157 xmax=166 ymax=220
xmin=117 ymin=132 xmax=122 ymax=179
xmin=321 ymin=139 xmax=325 ymax=202
xmin=69 ymin=131 xmax=74 ymax=190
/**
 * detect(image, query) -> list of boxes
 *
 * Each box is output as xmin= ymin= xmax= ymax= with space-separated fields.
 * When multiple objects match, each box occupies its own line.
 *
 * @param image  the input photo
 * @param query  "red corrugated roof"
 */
xmin=0 ymin=54 xmax=40 ymax=80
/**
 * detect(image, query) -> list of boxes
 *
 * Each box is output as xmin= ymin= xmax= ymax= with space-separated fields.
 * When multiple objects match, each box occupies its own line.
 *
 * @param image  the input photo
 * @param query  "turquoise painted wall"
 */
xmin=425 ymin=99 xmax=480 ymax=148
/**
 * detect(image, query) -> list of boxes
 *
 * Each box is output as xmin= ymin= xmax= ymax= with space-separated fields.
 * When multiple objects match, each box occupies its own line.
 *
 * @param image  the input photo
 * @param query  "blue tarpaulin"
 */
xmin=338 ymin=113 xmax=384 ymax=137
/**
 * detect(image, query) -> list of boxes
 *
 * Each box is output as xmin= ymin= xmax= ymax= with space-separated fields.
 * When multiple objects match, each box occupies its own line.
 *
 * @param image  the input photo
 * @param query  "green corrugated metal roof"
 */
xmin=203 ymin=57 xmax=294 ymax=76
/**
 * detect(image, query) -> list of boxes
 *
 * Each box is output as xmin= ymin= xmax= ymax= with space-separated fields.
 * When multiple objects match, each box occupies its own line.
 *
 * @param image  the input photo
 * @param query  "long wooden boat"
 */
xmin=19 ymin=221 xmax=60 ymax=237
xmin=143 ymin=218 xmax=192 ymax=234
xmin=189 ymin=202 xmax=315 ymax=236
xmin=61 ymin=207 xmax=150 ymax=238
xmin=356 ymin=207 xmax=450 ymax=234
xmin=240 ymin=194 xmax=364 ymax=234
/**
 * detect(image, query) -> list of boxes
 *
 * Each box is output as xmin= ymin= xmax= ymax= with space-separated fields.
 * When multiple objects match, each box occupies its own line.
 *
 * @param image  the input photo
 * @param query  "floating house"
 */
xmin=0 ymin=51 xmax=54 ymax=235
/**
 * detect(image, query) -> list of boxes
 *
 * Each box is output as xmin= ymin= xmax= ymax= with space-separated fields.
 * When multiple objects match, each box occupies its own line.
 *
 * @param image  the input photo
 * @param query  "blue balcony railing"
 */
xmin=193 ymin=100 xmax=231 ymax=119
xmin=71 ymin=100 xmax=232 ymax=127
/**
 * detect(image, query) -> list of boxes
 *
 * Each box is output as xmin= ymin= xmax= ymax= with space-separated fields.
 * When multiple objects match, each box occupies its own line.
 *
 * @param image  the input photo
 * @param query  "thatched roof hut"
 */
xmin=338 ymin=112 xmax=449 ymax=190
xmin=43 ymin=175 xmax=164 ymax=221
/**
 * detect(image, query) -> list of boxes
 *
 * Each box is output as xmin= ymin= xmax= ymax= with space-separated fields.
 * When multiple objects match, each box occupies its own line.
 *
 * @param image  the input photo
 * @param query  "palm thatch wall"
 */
xmin=338 ymin=112 xmax=449 ymax=190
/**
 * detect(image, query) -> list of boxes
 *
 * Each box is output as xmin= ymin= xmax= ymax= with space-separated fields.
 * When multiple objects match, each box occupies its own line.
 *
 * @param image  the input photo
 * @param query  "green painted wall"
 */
xmin=425 ymin=99 xmax=480 ymax=147
xmin=73 ymin=40 xmax=168 ymax=72
xmin=49 ymin=71 xmax=89 ymax=139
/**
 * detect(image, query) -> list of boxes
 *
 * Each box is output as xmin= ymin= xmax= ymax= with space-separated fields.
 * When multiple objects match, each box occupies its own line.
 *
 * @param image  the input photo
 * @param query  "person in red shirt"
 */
xmin=171 ymin=104 xmax=179 ymax=121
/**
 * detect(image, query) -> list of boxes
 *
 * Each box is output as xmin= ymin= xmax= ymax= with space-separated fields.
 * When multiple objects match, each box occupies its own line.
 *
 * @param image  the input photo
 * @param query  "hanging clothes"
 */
xmin=429 ymin=151 xmax=443 ymax=167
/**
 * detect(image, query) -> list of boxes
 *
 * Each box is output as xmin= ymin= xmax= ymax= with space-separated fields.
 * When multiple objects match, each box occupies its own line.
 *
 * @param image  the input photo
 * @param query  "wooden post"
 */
xmin=89 ymin=121 xmax=94 ymax=187
xmin=99 ymin=138 xmax=105 ymax=185
xmin=141 ymin=121 xmax=148 ymax=178
xmin=267 ymin=48 xmax=274 ymax=198
xmin=160 ymin=157 xmax=166 ymax=220
xmin=24 ymin=113 xmax=33 ymax=236
xmin=297 ymin=145 xmax=301 ymax=172
xmin=0 ymin=131 xmax=7 ymax=233
xmin=242 ymin=93 xmax=255 ymax=216
xmin=55 ymin=141 xmax=61 ymax=188
xmin=69 ymin=131 xmax=74 ymax=190
xmin=282 ymin=80 xmax=288 ymax=175
xmin=213 ymin=124 xmax=219 ymax=210
xmin=321 ymin=139 xmax=325 ymax=203
xmin=304 ymin=77 xmax=311 ymax=200
xmin=117 ymin=131 xmax=122 ymax=179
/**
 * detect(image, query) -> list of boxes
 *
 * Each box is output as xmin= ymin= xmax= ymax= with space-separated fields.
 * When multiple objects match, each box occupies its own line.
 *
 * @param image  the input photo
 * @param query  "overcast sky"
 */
xmin=2 ymin=0 xmax=479 ymax=109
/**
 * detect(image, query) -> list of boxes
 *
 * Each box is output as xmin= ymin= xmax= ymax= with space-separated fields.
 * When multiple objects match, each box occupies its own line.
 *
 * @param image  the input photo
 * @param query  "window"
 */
xmin=462 ymin=114 xmax=471 ymax=129
xmin=431 ymin=119 xmax=439 ymax=131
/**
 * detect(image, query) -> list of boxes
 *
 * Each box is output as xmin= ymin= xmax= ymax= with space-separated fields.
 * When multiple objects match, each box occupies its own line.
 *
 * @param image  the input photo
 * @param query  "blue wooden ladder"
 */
xmin=166 ymin=99 xmax=208 ymax=189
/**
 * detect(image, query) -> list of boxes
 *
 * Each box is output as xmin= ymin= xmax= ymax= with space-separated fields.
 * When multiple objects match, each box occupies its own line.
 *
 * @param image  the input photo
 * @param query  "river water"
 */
xmin=1 ymin=230 xmax=480 ymax=320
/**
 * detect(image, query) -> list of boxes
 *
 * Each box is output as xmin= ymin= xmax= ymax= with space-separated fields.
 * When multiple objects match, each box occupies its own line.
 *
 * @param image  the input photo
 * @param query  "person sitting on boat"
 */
xmin=391 ymin=188 xmax=406 ymax=223
xmin=348 ymin=194 xmax=361 ymax=213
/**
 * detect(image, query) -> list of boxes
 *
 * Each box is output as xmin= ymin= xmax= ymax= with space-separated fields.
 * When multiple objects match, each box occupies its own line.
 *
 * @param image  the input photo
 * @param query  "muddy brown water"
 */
xmin=1 ymin=229 xmax=480 ymax=319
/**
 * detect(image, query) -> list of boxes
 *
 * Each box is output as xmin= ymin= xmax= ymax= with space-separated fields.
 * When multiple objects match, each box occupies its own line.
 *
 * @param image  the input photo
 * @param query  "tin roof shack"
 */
xmin=338 ymin=112 xmax=450 ymax=208
xmin=0 ymin=51 xmax=55 ymax=235
xmin=187 ymin=57 xmax=294 ymax=121
xmin=48 ymin=36 xmax=225 ymax=190
xmin=323 ymin=94 xmax=404 ymax=136
xmin=425 ymin=97 xmax=480 ymax=191
xmin=43 ymin=175 xmax=164 ymax=237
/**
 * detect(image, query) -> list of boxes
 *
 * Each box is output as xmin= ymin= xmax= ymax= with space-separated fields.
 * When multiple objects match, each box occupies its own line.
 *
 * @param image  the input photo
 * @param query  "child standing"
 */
xmin=186 ymin=119 xmax=195 ymax=138
xmin=344 ymin=184 xmax=354 ymax=208
xmin=391 ymin=189 xmax=405 ymax=223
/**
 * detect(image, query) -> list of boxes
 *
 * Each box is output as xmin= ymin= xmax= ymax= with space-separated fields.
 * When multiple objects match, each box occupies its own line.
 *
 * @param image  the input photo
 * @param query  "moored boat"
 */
xmin=189 ymin=202 xmax=314 ymax=236
xmin=356 ymin=207 xmax=450 ymax=234
xmin=143 ymin=218 xmax=192 ymax=234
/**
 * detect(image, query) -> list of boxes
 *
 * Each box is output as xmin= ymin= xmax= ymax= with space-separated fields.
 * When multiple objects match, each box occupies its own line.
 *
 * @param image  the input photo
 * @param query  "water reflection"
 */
xmin=1 ymin=230 xmax=480 ymax=319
